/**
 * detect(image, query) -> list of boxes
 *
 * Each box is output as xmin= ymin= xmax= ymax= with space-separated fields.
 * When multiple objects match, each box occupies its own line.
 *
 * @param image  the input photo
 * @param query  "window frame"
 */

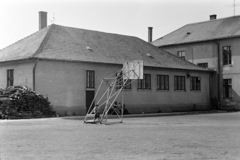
xmin=177 ymin=51 xmax=185 ymax=60
xmin=197 ymin=63 xmax=208 ymax=68
xmin=123 ymin=79 xmax=131 ymax=89
xmin=86 ymin=70 xmax=95 ymax=88
xmin=223 ymin=46 xmax=232 ymax=65
xmin=138 ymin=74 xmax=151 ymax=90
xmin=7 ymin=69 xmax=14 ymax=87
xmin=223 ymin=79 xmax=232 ymax=98
xmin=157 ymin=75 xmax=169 ymax=90
xmin=190 ymin=76 xmax=201 ymax=91
xmin=174 ymin=75 xmax=185 ymax=91
xmin=116 ymin=76 xmax=131 ymax=90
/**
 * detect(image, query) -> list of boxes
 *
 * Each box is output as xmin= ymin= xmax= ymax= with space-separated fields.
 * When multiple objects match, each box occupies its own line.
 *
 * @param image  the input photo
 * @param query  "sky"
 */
xmin=0 ymin=0 xmax=238 ymax=50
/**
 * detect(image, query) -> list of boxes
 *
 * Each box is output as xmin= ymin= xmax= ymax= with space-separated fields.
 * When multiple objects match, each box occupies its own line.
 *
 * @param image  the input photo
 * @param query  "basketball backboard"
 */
xmin=122 ymin=60 xmax=143 ymax=79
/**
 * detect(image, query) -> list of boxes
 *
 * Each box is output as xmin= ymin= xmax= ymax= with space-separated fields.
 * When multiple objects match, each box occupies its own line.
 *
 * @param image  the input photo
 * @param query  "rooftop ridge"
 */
xmin=152 ymin=24 xmax=189 ymax=43
xmin=31 ymin=24 xmax=55 ymax=58
xmin=0 ymin=23 xmax=209 ymax=72
xmin=54 ymin=24 xmax=139 ymax=39
xmin=153 ymin=15 xmax=240 ymax=43
xmin=152 ymin=14 xmax=240 ymax=46
xmin=187 ymin=14 xmax=240 ymax=26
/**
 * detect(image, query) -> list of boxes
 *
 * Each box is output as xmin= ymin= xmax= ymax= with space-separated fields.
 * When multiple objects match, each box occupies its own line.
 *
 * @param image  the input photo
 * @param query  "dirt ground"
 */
xmin=0 ymin=112 xmax=240 ymax=160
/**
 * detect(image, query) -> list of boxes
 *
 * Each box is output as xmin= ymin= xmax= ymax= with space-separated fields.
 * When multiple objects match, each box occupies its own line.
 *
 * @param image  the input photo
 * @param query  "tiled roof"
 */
xmin=0 ymin=27 xmax=51 ymax=62
xmin=152 ymin=15 xmax=240 ymax=47
xmin=0 ymin=24 xmax=208 ymax=71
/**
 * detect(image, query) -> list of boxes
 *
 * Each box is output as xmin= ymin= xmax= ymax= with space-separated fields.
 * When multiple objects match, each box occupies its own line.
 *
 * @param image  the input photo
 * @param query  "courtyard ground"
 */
xmin=0 ymin=112 xmax=240 ymax=160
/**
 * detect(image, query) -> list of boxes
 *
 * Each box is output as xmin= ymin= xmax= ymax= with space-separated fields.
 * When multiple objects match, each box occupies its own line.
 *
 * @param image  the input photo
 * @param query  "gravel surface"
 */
xmin=0 ymin=112 xmax=240 ymax=160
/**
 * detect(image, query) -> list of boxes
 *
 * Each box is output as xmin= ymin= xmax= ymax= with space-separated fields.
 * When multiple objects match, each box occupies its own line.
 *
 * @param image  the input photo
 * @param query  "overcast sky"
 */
xmin=0 ymin=0 xmax=237 ymax=49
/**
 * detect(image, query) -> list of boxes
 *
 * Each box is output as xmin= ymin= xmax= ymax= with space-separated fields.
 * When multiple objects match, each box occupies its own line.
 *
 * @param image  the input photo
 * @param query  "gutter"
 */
xmin=31 ymin=25 xmax=54 ymax=91
xmin=158 ymin=35 xmax=240 ymax=48
xmin=33 ymin=59 xmax=38 ymax=91
xmin=34 ymin=57 xmax=212 ymax=73
xmin=0 ymin=57 xmax=211 ymax=73
xmin=213 ymin=41 xmax=221 ymax=109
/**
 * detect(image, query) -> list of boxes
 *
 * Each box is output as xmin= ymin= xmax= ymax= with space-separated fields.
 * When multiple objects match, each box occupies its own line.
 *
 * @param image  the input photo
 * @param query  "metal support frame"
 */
xmin=84 ymin=61 xmax=142 ymax=124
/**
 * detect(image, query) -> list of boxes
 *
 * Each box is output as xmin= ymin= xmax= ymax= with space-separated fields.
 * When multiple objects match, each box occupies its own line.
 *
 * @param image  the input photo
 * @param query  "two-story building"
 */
xmin=152 ymin=15 xmax=240 ymax=110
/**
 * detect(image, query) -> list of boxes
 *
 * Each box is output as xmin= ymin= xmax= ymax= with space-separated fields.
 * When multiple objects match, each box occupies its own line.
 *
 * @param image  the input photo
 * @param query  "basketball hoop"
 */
xmin=84 ymin=60 xmax=144 ymax=124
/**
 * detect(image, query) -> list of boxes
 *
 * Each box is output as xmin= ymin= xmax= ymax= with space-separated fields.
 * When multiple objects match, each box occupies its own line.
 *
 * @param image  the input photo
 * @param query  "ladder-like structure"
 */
xmin=84 ymin=61 xmax=142 ymax=124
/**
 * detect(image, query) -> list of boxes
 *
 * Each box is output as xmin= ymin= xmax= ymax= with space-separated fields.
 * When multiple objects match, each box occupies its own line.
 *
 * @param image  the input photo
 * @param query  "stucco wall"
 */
xmin=162 ymin=42 xmax=217 ymax=70
xmin=35 ymin=60 xmax=211 ymax=116
xmin=0 ymin=60 xmax=34 ymax=89
xmin=162 ymin=38 xmax=240 ymax=72
xmin=162 ymin=42 xmax=218 ymax=100
xmin=220 ymin=38 xmax=240 ymax=74
xmin=161 ymin=37 xmax=240 ymax=109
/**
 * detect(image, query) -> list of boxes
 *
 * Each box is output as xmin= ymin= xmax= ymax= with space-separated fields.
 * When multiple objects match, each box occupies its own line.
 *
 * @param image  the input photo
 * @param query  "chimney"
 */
xmin=39 ymin=11 xmax=47 ymax=30
xmin=148 ymin=27 xmax=153 ymax=43
xmin=210 ymin=14 xmax=217 ymax=20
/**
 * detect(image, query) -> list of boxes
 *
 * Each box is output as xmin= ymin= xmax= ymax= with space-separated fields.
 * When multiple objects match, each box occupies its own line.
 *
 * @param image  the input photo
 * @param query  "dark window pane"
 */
xmin=86 ymin=70 xmax=95 ymax=88
xmin=174 ymin=76 xmax=185 ymax=90
xmin=7 ymin=69 xmax=14 ymax=87
xmin=190 ymin=77 xmax=201 ymax=90
xmin=223 ymin=46 xmax=231 ymax=65
xmin=197 ymin=63 xmax=208 ymax=68
xmin=138 ymin=74 xmax=151 ymax=89
xmin=177 ymin=51 xmax=185 ymax=60
xmin=223 ymin=79 xmax=232 ymax=98
xmin=157 ymin=75 xmax=169 ymax=90
xmin=123 ymin=79 xmax=131 ymax=89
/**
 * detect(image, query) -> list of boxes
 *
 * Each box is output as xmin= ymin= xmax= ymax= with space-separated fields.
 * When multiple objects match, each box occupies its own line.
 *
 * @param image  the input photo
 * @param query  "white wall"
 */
xmin=35 ymin=60 xmax=211 ymax=115
xmin=161 ymin=37 xmax=240 ymax=108
xmin=0 ymin=60 xmax=34 ymax=89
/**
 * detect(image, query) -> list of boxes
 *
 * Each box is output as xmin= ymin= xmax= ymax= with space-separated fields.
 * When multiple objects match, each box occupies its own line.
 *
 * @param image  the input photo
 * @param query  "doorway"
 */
xmin=86 ymin=90 xmax=95 ymax=114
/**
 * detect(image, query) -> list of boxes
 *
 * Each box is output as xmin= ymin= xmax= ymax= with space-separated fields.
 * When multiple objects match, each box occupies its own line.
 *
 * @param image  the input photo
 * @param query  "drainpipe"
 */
xmin=192 ymin=46 xmax=194 ymax=63
xmin=209 ymin=73 xmax=212 ymax=108
xmin=33 ymin=59 xmax=38 ymax=91
xmin=214 ymin=42 xmax=221 ymax=109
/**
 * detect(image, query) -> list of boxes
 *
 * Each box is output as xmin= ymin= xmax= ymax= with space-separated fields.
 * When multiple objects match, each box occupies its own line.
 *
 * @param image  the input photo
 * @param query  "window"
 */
xmin=223 ymin=46 xmax=231 ymax=65
xmin=123 ymin=79 xmax=131 ymax=89
xmin=190 ymin=77 xmax=201 ymax=90
xmin=138 ymin=74 xmax=151 ymax=89
xmin=177 ymin=51 xmax=185 ymax=60
xmin=157 ymin=75 xmax=169 ymax=90
xmin=7 ymin=69 xmax=14 ymax=87
xmin=86 ymin=70 xmax=95 ymax=88
xmin=116 ymin=72 xmax=131 ymax=89
xmin=197 ymin=63 xmax=208 ymax=68
xmin=116 ymin=78 xmax=131 ymax=89
xmin=223 ymin=79 xmax=232 ymax=98
xmin=174 ymin=76 xmax=185 ymax=90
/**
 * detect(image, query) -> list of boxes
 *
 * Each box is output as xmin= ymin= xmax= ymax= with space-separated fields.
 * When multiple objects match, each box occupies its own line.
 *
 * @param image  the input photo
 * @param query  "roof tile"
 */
xmin=152 ymin=15 xmax=240 ymax=46
xmin=0 ymin=24 xmax=207 ymax=71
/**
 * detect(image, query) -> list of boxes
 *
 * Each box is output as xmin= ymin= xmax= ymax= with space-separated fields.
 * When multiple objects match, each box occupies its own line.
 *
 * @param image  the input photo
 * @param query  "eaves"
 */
xmin=158 ymin=35 xmax=240 ymax=48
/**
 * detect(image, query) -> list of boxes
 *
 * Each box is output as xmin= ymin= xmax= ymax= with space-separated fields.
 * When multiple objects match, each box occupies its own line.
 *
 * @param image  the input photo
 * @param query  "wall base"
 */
xmin=52 ymin=103 xmax=211 ymax=117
